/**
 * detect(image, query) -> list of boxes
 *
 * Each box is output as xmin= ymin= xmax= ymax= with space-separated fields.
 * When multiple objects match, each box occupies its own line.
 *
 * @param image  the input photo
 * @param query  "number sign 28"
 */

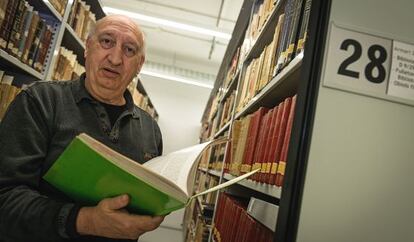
xmin=337 ymin=39 xmax=387 ymax=84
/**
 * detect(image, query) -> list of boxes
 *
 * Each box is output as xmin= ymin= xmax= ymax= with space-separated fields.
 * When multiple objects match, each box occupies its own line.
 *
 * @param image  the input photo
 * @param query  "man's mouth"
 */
xmin=102 ymin=67 xmax=120 ymax=77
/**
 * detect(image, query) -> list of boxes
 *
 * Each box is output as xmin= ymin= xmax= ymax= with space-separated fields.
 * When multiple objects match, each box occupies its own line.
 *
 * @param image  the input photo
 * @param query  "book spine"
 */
xmin=0 ymin=0 xmax=19 ymax=49
xmin=276 ymin=94 xmax=297 ymax=186
xmin=6 ymin=0 xmax=25 ymax=56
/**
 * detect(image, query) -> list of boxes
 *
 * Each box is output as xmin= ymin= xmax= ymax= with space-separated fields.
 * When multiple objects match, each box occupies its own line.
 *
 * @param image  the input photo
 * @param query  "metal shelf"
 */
xmin=219 ymin=69 xmax=240 ymax=104
xmin=27 ymin=0 xmax=63 ymax=21
xmin=213 ymin=122 xmax=231 ymax=139
xmin=208 ymin=170 xmax=222 ymax=178
xmin=223 ymin=173 xmax=281 ymax=199
xmin=62 ymin=23 xmax=86 ymax=66
xmin=0 ymin=50 xmax=43 ymax=79
xmin=247 ymin=197 xmax=279 ymax=232
xmin=235 ymin=52 xmax=303 ymax=120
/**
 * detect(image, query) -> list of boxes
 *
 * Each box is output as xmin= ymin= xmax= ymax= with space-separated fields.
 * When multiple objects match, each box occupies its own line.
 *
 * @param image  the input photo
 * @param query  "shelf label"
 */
xmin=388 ymin=41 xmax=414 ymax=101
xmin=323 ymin=23 xmax=414 ymax=105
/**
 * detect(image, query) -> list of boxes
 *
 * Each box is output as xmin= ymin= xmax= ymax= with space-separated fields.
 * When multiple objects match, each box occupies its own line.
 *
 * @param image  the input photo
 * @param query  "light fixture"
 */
xmin=103 ymin=7 xmax=232 ymax=40
xmin=140 ymin=70 xmax=213 ymax=89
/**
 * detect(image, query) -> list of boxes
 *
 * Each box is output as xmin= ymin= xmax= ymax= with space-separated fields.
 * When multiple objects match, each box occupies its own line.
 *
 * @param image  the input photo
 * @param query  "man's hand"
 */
xmin=76 ymin=194 xmax=165 ymax=239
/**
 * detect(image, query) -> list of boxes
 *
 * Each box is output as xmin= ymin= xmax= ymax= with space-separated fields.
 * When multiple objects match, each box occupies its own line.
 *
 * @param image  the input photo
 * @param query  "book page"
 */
xmin=143 ymin=142 xmax=212 ymax=197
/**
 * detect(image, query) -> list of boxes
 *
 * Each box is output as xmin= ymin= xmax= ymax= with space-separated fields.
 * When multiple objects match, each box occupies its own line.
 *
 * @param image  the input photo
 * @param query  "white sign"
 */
xmin=388 ymin=41 xmax=414 ymax=101
xmin=324 ymin=23 xmax=392 ymax=97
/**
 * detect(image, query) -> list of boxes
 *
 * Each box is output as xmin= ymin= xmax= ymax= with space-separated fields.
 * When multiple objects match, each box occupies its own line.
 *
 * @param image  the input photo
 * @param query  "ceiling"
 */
xmin=101 ymin=0 xmax=244 ymax=87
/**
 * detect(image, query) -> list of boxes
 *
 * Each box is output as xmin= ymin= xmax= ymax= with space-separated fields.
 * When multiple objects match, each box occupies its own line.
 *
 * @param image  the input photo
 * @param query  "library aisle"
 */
xmin=0 ymin=0 xmax=413 ymax=242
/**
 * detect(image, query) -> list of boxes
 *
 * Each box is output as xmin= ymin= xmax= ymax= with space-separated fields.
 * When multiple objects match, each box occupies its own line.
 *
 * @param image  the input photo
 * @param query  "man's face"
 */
xmin=84 ymin=16 xmax=145 ymax=102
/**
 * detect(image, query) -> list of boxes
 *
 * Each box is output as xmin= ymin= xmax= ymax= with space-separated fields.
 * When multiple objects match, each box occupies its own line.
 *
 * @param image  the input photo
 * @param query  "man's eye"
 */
xmin=124 ymin=46 xmax=137 ymax=57
xmin=100 ymin=38 xmax=113 ymax=48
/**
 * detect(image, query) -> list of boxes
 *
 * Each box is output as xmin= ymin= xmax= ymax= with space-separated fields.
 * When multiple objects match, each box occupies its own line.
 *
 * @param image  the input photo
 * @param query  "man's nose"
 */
xmin=108 ymin=46 xmax=123 ymax=66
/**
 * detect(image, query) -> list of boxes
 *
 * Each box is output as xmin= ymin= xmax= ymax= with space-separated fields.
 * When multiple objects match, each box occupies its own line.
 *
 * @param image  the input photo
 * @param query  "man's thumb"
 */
xmin=104 ymin=194 xmax=129 ymax=210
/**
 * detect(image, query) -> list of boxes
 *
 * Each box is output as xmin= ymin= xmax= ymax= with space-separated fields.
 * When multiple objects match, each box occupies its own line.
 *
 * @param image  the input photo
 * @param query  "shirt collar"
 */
xmin=72 ymin=73 xmax=139 ymax=118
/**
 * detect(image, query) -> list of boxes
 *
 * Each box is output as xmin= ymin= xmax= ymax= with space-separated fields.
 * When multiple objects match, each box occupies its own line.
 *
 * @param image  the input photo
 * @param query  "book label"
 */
xmin=388 ymin=41 xmax=414 ymax=101
xmin=323 ymin=23 xmax=414 ymax=106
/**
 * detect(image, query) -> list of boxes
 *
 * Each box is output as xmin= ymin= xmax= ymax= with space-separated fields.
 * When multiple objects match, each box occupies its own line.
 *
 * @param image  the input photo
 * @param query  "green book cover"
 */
xmin=43 ymin=133 xmax=258 ymax=216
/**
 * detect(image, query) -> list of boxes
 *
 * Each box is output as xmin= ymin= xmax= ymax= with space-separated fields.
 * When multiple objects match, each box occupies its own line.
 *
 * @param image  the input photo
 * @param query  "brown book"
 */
xmin=27 ymin=19 xmax=44 ymax=66
xmin=34 ymin=25 xmax=53 ymax=72
xmin=272 ymin=97 xmax=292 ymax=185
xmin=276 ymin=94 xmax=297 ymax=186
xmin=233 ymin=115 xmax=252 ymax=176
xmin=0 ymin=0 xmax=19 ymax=49
xmin=0 ymin=0 xmax=10 ymax=34
xmin=269 ymin=13 xmax=285 ymax=78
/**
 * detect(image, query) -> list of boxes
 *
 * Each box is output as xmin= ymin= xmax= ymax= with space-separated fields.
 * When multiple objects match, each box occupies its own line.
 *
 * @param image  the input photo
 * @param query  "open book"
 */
xmin=43 ymin=133 xmax=259 ymax=215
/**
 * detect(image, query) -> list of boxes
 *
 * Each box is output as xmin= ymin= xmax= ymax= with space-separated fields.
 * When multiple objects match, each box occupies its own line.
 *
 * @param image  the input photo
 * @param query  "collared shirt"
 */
xmin=0 ymin=75 xmax=162 ymax=242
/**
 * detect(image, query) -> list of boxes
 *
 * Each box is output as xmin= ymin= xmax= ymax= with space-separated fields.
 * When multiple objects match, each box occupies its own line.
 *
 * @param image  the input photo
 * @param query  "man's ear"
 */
xmin=137 ymin=55 xmax=146 ymax=73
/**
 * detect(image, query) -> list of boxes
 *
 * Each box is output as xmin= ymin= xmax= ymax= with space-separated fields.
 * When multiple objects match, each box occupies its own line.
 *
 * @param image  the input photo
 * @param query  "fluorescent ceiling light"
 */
xmin=103 ymin=7 xmax=232 ymax=40
xmin=140 ymin=70 xmax=213 ymax=89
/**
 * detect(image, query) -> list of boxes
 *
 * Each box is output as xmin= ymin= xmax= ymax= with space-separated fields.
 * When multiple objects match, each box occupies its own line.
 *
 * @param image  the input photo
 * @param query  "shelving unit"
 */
xmin=186 ymin=0 xmax=320 ymax=241
xmin=190 ymin=0 xmax=414 ymax=241
xmin=223 ymin=173 xmax=282 ymax=199
xmin=0 ymin=50 xmax=43 ymax=79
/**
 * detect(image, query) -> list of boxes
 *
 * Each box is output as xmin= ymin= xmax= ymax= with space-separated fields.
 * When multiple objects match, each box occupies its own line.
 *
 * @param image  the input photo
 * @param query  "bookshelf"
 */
xmin=184 ymin=0 xmax=319 ymax=241
xmin=188 ymin=0 xmax=414 ymax=241
xmin=0 ymin=0 xmax=159 ymax=120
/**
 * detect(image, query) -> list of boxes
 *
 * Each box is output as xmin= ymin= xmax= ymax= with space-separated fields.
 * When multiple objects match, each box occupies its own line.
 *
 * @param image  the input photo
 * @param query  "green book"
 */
xmin=43 ymin=133 xmax=259 ymax=215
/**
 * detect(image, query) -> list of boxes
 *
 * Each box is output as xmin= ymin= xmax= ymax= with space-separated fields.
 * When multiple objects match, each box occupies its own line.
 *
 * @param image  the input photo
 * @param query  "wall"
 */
xmin=138 ymin=74 xmax=211 ymax=242
xmin=296 ymin=1 xmax=414 ymax=242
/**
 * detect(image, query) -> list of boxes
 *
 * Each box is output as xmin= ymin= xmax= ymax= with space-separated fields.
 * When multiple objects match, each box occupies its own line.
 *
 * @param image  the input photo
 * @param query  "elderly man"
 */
xmin=0 ymin=15 xmax=164 ymax=241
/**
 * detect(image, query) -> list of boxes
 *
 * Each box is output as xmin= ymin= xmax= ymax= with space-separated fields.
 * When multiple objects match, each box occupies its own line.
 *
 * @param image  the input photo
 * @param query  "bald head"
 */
xmin=89 ymin=15 xmax=146 ymax=55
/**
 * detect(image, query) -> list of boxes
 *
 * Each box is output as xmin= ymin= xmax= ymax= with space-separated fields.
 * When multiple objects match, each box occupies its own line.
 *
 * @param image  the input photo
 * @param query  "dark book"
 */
xmin=0 ymin=0 xmax=19 ymax=49
xmin=21 ymin=11 xmax=40 ymax=64
xmin=17 ymin=4 xmax=33 ymax=59
xmin=285 ymin=0 xmax=305 ymax=65
xmin=296 ymin=0 xmax=312 ymax=55
xmin=6 ymin=0 xmax=26 ymax=56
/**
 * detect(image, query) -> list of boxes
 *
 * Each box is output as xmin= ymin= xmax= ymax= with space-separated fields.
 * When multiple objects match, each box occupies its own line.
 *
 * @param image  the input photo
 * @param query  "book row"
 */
xmin=67 ymin=0 xmax=97 ymax=43
xmin=0 ymin=70 xmax=38 ymax=120
xmin=207 ymin=91 xmax=235 ymax=139
xmin=0 ymin=0 xmax=55 ymax=72
xmin=204 ymin=0 xmax=311 ymax=133
xmin=213 ymin=193 xmax=274 ymax=242
xmin=52 ymin=46 xmax=85 ymax=81
xmin=48 ymin=0 xmax=68 ymax=16
xmin=227 ymin=95 xmax=296 ymax=186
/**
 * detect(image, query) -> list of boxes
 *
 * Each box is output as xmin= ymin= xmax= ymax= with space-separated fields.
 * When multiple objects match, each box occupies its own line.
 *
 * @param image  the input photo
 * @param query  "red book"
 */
xmin=276 ymin=94 xmax=297 ymax=186
xmin=234 ymin=209 xmax=247 ymax=242
xmin=266 ymin=101 xmax=284 ymax=184
xmin=257 ymin=109 xmax=274 ymax=183
xmin=245 ymin=107 xmax=268 ymax=176
xmin=262 ymin=105 xmax=280 ymax=183
xmin=244 ymin=216 xmax=257 ymax=242
xmin=272 ymin=97 xmax=292 ymax=185
xmin=251 ymin=111 xmax=270 ymax=181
